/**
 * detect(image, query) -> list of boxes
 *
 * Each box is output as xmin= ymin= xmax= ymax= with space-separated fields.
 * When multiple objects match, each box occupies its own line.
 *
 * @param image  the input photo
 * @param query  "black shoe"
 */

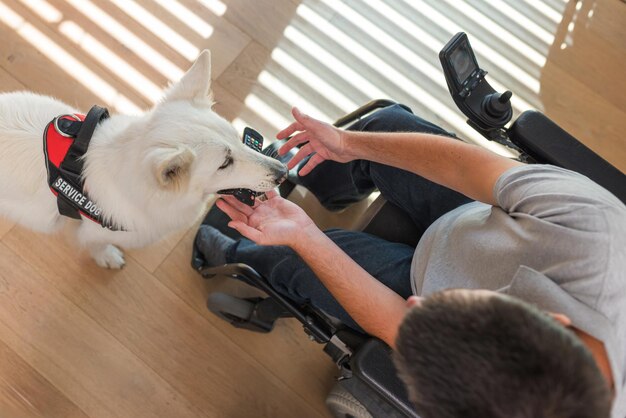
xmin=192 ymin=206 xmax=241 ymax=270
xmin=193 ymin=225 xmax=236 ymax=270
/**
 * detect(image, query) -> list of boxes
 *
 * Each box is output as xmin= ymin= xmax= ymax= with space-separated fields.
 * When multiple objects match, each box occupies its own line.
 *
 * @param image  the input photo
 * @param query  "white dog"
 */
xmin=0 ymin=50 xmax=287 ymax=268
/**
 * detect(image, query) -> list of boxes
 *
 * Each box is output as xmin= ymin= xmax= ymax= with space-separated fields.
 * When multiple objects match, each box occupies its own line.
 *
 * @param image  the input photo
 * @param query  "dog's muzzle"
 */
xmin=273 ymin=166 xmax=288 ymax=185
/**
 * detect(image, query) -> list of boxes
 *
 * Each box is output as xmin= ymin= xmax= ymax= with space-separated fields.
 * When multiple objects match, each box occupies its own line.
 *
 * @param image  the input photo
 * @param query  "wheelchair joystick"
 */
xmin=483 ymin=90 xmax=512 ymax=120
xmin=440 ymin=33 xmax=516 ymax=146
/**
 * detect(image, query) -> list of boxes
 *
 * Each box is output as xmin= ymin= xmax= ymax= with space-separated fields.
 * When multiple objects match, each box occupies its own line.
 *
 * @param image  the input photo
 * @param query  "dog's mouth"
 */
xmin=217 ymin=172 xmax=288 ymax=196
xmin=216 ymin=188 xmax=259 ymax=196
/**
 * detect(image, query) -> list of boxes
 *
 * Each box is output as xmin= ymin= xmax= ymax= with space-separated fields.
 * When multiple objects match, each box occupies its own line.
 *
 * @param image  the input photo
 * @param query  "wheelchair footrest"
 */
xmin=207 ymin=294 xmax=276 ymax=333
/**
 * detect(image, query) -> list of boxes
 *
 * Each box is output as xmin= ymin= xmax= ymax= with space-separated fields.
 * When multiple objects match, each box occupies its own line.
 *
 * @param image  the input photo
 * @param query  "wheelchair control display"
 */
xmin=217 ymin=127 xmax=264 ymax=206
xmin=440 ymin=32 xmax=513 ymax=139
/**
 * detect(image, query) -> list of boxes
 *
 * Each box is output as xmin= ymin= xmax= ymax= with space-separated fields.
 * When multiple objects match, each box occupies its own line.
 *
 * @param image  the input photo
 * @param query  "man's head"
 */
xmin=394 ymin=290 xmax=611 ymax=418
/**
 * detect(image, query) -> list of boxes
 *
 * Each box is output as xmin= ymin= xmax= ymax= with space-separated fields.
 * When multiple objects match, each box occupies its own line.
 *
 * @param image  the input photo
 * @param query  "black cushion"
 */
xmin=509 ymin=111 xmax=625 ymax=203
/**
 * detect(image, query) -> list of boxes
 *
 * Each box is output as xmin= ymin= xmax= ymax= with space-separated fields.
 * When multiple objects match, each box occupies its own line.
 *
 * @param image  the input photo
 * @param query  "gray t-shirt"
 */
xmin=410 ymin=164 xmax=626 ymax=418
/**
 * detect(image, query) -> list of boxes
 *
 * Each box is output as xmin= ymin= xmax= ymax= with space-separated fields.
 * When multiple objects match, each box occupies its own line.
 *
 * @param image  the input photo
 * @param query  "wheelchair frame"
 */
xmin=194 ymin=100 xmax=625 ymax=418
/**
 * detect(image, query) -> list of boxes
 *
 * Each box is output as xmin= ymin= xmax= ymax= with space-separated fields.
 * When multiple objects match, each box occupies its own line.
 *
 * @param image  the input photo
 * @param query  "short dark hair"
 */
xmin=394 ymin=290 xmax=611 ymax=418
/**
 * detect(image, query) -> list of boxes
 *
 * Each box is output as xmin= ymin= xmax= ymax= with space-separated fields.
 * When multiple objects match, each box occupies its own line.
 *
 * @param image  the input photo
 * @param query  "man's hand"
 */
xmin=277 ymin=107 xmax=351 ymax=176
xmin=216 ymin=190 xmax=319 ymax=247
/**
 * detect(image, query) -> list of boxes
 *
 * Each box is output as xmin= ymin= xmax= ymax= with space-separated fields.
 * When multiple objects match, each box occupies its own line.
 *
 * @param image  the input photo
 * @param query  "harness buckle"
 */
xmin=53 ymin=114 xmax=81 ymax=137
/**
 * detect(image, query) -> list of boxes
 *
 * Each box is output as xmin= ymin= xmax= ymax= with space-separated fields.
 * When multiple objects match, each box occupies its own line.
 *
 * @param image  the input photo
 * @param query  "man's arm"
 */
xmin=293 ymin=227 xmax=407 ymax=348
xmin=344 ymin=131 xmax=522 ymax=205
xmin=279 ymin=107 xmax=523 ymax=205
xmin=217 ymin=193 xmax=407 ymax=348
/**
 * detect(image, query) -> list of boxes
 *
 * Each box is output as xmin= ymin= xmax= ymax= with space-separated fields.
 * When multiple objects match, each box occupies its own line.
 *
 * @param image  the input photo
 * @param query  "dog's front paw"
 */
xmin=92 ymin=244 xmax=126 ymax=269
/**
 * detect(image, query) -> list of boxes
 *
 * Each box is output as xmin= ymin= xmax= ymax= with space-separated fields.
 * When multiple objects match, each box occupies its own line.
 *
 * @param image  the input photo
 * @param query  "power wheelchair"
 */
xmin=191 ymin=33 xmax=626 ymax=418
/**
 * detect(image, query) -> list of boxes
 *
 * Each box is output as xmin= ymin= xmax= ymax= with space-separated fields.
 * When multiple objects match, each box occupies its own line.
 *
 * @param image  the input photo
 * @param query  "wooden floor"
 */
xmin=0 ymin=0 xmax=624 ymax=417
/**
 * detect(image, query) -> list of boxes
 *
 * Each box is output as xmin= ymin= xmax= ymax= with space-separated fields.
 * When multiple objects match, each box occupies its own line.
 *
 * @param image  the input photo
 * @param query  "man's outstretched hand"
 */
xmin=216 ymin=191 xmax=320 ymax=248
xmin=277 ymin=107 xmax=352 ymax=176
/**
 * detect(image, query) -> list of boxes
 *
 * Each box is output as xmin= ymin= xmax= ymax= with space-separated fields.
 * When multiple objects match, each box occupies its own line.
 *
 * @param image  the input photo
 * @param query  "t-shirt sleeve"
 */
xmin=493 ymin=164 xmax=623 ymax=231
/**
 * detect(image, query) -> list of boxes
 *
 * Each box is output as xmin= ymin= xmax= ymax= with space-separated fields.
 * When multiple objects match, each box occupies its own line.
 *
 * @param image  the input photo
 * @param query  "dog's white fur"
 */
xmin=0 ymin=50 xmax=286 ymax=268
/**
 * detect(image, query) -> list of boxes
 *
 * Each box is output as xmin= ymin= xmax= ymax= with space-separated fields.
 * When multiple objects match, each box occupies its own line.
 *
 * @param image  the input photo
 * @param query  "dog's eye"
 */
xmin=218 ymin=156 xmax=233 ymax=170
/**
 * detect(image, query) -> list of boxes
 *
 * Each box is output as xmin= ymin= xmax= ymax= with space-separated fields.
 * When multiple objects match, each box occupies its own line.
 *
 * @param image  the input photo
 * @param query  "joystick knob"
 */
xmin=483 ymin=90 xmax=512 ymax=118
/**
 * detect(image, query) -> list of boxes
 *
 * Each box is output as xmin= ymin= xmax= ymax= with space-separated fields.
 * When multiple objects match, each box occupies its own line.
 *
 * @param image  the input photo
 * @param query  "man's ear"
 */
xmin=162 ymin=50 xmax=213 ymax=103
xmin=548 ymin=312 xmax=572 ymax=327
xmin=150 ymin=145 xmax=196 ymax=190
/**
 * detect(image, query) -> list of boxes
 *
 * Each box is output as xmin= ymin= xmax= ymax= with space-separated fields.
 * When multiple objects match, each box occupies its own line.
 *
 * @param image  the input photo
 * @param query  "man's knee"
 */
xmin=351 ymin=103 xmax=454 ymax=137
xmin=265 ymin=251 xmax=322 ymax=304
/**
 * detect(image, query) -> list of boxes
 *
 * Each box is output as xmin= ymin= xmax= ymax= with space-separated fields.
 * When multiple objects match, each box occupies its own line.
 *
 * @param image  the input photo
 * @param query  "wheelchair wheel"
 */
xmin=326 ymin=382 xmax=373 ymax=418
xmin=207 ymin=292 xmax=254 ymax=323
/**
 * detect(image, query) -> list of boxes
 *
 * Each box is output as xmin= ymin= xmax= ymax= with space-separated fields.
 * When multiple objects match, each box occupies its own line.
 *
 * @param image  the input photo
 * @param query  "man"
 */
xmin=197 ymin=104 xmax=624 ymax=417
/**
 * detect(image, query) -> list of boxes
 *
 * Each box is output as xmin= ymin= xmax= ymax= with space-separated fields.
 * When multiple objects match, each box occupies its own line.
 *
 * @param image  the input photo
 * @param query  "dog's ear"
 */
xmin=162 ymin=50 xmax=213 ymax=103
xmin=151 ymin=145 xmax=196 ymax=190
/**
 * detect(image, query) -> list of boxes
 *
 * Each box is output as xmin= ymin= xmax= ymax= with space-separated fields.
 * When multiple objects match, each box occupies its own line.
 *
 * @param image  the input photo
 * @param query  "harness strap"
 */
xmin=48 ymin=106 xmax=122 ymax=231
xmin=55 ymin=118 xmax=82 ymax=137
xmin=60 ymin=105 xmax=109 ymax=177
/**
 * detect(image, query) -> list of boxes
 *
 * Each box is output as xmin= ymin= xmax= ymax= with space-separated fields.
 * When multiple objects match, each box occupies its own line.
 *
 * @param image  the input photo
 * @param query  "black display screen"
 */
xmin=449 ymin=41 xmax=478 ymax=86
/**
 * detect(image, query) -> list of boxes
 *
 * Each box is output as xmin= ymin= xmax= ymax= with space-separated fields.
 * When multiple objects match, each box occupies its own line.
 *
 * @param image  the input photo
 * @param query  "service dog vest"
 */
xmin=43 ymin=106 xmax=123 ymax=231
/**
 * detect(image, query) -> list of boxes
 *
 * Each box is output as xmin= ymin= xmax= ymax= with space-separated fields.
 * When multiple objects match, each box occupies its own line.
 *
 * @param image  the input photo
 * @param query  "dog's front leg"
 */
xmin=76 ymin=222 xmax=126 ymax=269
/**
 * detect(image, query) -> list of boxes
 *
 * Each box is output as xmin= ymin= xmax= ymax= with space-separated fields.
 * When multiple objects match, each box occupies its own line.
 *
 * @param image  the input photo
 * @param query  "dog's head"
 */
xmin=142 ymin=50 xmax=287 ymax=197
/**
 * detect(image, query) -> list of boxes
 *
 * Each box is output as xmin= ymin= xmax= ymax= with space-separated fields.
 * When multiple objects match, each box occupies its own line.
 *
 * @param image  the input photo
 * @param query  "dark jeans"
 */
xmin=225 ymin=104 xmax=473 ymax=331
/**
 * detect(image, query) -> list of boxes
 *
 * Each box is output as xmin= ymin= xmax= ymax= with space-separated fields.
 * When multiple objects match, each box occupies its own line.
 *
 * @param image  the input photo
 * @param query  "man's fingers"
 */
xmin=298 ymin=154 xmax=325 ymax=176
xmin=265 ymin=189 xmax=279 ymax=200
xmin=287 ymin=143 xmax=314 ymax=170
xmin=278 ymin=131 xmax=308 ymax=156
xmin=215 ymin=198 xmax=248 ymax=223
xmin=276 ymin=120 xmax=304 ymax=140
xmin=219 ymin=195 xmax=255 ymax=216
xmin=292 ymin=107 xmax=312 ymax=126
xmin=228 ymin=221 xmax=263 ymax=243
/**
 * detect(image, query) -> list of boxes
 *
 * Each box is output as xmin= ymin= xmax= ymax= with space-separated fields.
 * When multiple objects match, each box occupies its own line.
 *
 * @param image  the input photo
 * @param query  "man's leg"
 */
xmin=198 ymin=105 xmax=470 ymax=332
xmin=298 ymin=104 xmax=473 ymax=238
xmin=225 ymin=228 xmax=414 ymax=332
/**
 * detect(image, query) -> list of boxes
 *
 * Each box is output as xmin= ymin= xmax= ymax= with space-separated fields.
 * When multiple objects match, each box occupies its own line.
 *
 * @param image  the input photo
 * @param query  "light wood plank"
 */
xmin=126 ymin=0 xmax=252 ymax=79
xmin=212 ymin=81 xmax=283 ymax=142
xmin=0 ymin=338 xmax=88 ymax=418
xmin=127 ymin=221 xmax=196 ymax=274
xmin=79 ymin=0 xmax=249 ymax=80
xmin=212 ymin=81 xmax=246 ymax=121
xmin=546 ymin=0 xmax=626 ymax=111
xmin=540 ymin=63 xmax=626 ymax=172
xmin=44 ymin=0 xmax=172 ymax=91
xmin=0 ymin=64 xmax=18 ymax=240
xmin=0 ymin=241 xmax=203 ymax=418
xmin=2 ymin=226 xmax=326 ymax=418
xmin=0 ymin=66 xmax=25 ymax=92
xmin=590 ymin=0 xmax=626 ymax=55
xmin=217 ymin=41 xmax=272 ymax=103
xmin=0 ymin=217 xmax=15 ymax=240
xmin=221 ymin=0 xmax=302 ymax=51
xmin=0 ymin=2 xmax=148 ymax=112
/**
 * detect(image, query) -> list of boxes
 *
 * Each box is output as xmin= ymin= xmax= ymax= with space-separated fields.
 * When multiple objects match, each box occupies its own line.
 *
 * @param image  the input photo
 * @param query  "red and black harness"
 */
xmin=43 ymin=105 xmax=123 ymax=231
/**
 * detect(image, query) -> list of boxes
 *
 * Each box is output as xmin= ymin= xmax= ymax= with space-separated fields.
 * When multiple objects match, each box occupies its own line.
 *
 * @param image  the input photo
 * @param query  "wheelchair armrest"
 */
xmin=350 ymin=339 xmax=418 ymax=417
xmin=334 ymin=99 xmax=398 ymax=128
xmin=509 ymin=111 xmax=625 ymax=203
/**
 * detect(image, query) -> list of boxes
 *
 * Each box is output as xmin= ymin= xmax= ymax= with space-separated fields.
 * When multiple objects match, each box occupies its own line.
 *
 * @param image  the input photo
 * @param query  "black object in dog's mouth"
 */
xmin=217 ymin=172 xmax=288 ymax=195
xmin=217 ymin=173 xmax=288 ymax=205
xmin=217 ymin=188 xmax=258 ymax=196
